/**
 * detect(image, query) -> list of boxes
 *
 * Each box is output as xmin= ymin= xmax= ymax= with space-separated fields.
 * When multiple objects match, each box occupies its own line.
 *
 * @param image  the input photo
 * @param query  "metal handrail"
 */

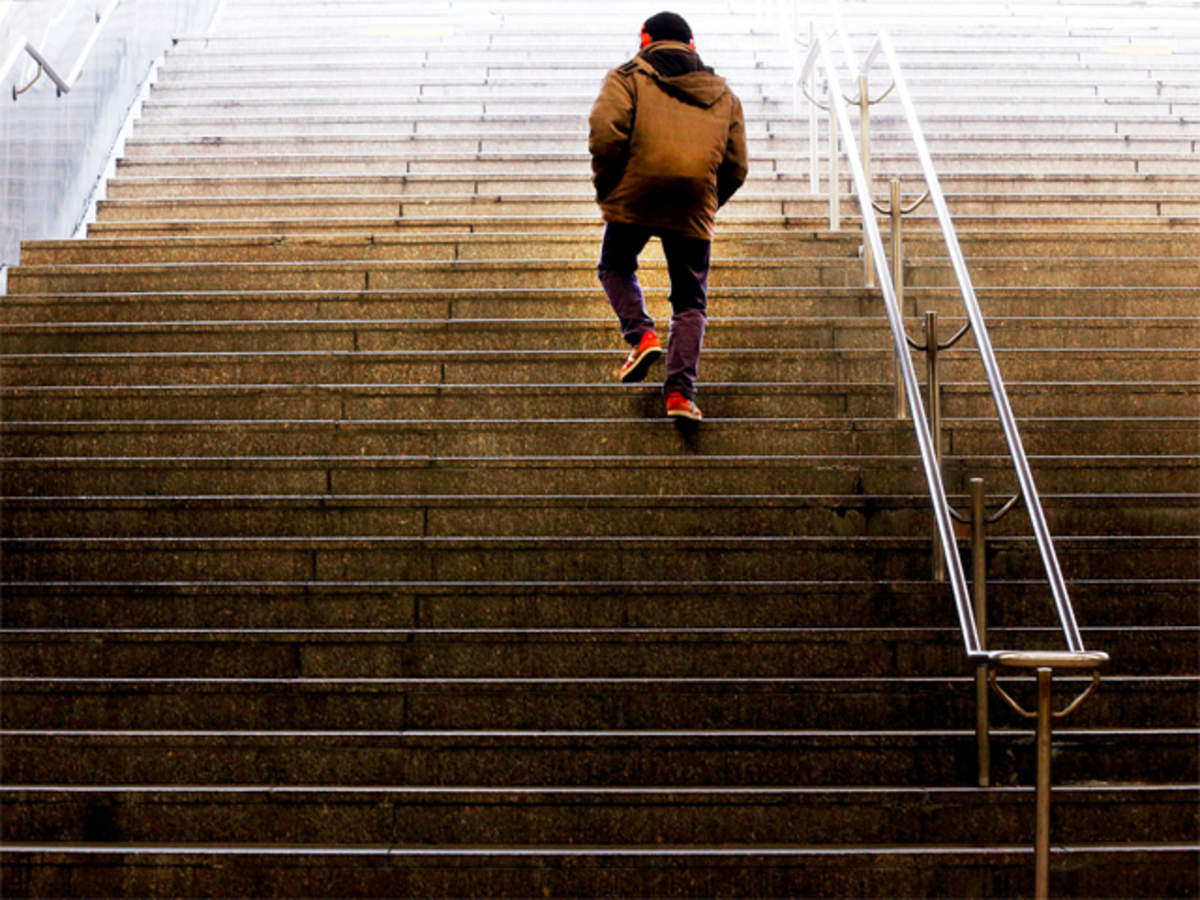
xmin=801 ymin=25 xmax=1107 ymax=669
xmin=800 ymin=32 xmax=982 ymax=660
xmin=857 ymin=30 xmax=1094 ymax=658
xmin=799 ymin=22 xmax=1109 ymax=898
xmin=5 ymin=0 xmax=122 ymax=99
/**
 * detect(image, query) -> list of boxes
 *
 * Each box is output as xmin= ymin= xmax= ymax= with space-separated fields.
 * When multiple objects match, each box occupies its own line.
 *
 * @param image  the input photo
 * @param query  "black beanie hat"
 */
xmin=642 ymin=11 xmax=693 ymax=43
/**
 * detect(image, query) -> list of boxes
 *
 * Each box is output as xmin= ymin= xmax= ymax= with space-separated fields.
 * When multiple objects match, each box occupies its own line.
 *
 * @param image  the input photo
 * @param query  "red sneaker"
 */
xmin=618 ymin=331 xmax=663 ymax=383
xmin=665 ymin=392 xmax=702 ymax=421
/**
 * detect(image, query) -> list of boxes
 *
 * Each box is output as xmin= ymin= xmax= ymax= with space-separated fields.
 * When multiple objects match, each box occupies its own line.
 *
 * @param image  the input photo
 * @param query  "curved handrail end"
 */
xmin=989 ymin=650 xmax=1110 ymax=670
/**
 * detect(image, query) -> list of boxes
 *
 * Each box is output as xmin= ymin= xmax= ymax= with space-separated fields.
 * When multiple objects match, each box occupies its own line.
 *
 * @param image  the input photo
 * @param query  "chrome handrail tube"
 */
xmin=803 ymin=22 xmax=1099 ymax=662
xmin=867 ymin=31 xmax=1086 ymax=654
xmin=798 ymin=19 xmax=1109 ymax=897
xmin=802 ymin=32 xmax=982 ymax=659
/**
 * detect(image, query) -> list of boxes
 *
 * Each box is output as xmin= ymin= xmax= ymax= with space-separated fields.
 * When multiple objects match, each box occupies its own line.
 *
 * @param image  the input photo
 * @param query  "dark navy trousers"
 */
xmin=597 ymin=221 xmax=711 ymax=401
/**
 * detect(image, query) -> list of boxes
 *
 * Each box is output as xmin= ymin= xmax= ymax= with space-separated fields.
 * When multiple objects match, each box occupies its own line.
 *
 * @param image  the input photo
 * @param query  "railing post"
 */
xmin=829 ymin=87 xmax=840 ymax=230
xmin=890 ymin=180 xmax=904 ymax=309
xmin=926 ymin=310 xmax=943 ymax=580
xmin=971 ymin=477 xmax=990 ymax=787
xmin=860 ymin=73 xmax=874 ymax=287
xmin=890 ymin=179 xmax=907 ymax=419
xmin=989 ymin=652 xmax=1107 ymax=900
xmin=809 ymin=22 xmax=820 ymax=194
xmin=1034 ymin=667 xmax=1054 ymax=900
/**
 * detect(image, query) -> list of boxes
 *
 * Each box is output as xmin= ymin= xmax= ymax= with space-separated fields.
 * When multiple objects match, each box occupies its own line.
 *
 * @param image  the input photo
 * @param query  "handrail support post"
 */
xmin=808 ymin=22 xmax=819 ymax=194
xmin=829 ymin=86 xmax=840 ymax=230
xmin=890 ymin=179 xmax=907 ymax=419
xmin=860 ymin=73 xmax=874 ymax=288
xmin=1035 ymin=666 xmax=1053 ymax=900
xmin=989 ymin=652 xmax=1108 ymax=900
xmin=971 ymin=477 xmax=990 ymax=787
xmin=926 ymin=310 xmax=943 ymax=581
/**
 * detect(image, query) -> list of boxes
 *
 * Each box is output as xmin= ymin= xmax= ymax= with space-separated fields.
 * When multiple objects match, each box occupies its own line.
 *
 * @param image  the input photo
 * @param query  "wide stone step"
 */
xmin=1 ymin=532 xmax=1196 ymax=583
xmin=109 ymin=137 xmax=1200 ymax=179
xmin=154 ymin=34 xmax=1169 ymax=58
xmin=166 ymin=19 xmax=1192 ymax=43
xmin=20 ymin=229 xmax=1200 ymax=266
xmin=132 ymin=99 xmax=799 ymax=121
xmin=3 ymin=382 xmax=1193 ymax=421
xmin=2 ymin=348 xmax=1194 ymax=386
xmin=10 ymin=254 xmax=1200 ymax=296
xmin=78 ymin=208 xmax=1200 ymax=242
xmin=109 ymin=139 xmax=1199 ymax=185
xmin=0 ymin=382 xmax=903 ymax=421
xmin=147 ymin=58 xmax=1200 ymax=86
xmin=150 ymin=78 xmax=806 ymax=102
xmin=113 ymin=116 xmax=1199 ymax=162
xmin=130 ymin=89 xmax=1196 ymax=118
xmin=4 ymin=492 xmax=1193 ymax=539
xmin=2 ymin=578 xmax=1193 ymax=630
xmin=116 ymin=112 xmax=1200 ymax=146
xmin=4 ymin=452 xmax=1192 ymax=501
xmin=2 ymin=673 xmax=1192 ymax=730
xmin=91 ymin=160 xmax=1200 ymax=201
xmin=0 ymin=622 xmax=1187 ymax=678
xmin=152 ymin=50 xmax=1197 ymax=77
xmin=2 ymin=728 xmax=1194 ymax=787
xmin=6 ymin=285 xmax=1199 ymax=324
xmin=138 ymin=79 xmax=1193 ymax=107
xmin=4 ymin=255 xmax=880 ymax=295
xmin=84 ymin=192 xmax=1200 ymax=225
xmin=3 ymin=784 xmax=1195 ymax=846
xmin=3 ymin=841 xmax=1196 ymax=899
xmin=2 ymin=417 xmax=1194 ymax=458
xmin=144 ymin=58 xmax=1098 ymax=83
xmin=130 ymin=88 xmax=1196 ymax=117
xmin=115 ymin=134 xmax=820 ymax=160
xmin=16 ymin=231 xmax=861 ymax=266
xmin=909 ymin=256 xmax=1200 ymax=288
xmin=4 ymin=316 xmax=1193 ymax=355
xmin=200 ymin=60 xmax=1194 ymax=84
xmin=96 ymin=170 xmax=1200 ymax=203
xmin=85 ymin=193 xmax=813 ymax=225
xmin=108 ymin=137 xmax=1195 ymax=183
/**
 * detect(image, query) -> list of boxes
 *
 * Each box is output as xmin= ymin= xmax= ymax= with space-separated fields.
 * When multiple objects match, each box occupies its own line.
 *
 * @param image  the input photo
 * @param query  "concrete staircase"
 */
xmin=2 ymin=0 xmax=1197 ymax=895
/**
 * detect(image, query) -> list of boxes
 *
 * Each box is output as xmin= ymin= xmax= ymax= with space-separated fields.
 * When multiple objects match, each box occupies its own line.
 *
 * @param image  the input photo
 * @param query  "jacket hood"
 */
xmin=636 ymin=41 xmax=729 ymax=108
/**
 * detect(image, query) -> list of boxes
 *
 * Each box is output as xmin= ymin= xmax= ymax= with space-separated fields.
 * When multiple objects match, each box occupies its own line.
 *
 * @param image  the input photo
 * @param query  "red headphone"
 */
xmin=640 ymin=28 xmax=694 ymax=49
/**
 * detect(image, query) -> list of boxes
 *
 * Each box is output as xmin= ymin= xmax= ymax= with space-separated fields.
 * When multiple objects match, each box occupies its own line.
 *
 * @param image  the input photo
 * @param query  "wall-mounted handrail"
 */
xmin=6 ymin=0 xmax=122 ymax=99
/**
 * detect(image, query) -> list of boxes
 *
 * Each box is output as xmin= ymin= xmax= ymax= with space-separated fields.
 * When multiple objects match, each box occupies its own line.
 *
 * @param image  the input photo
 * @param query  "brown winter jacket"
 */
xmin=588 ymin=41 xmax=748 ymax=241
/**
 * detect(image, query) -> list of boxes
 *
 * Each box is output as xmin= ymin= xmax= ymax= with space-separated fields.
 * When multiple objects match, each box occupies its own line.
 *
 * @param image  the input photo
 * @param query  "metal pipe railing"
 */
xmin=794 ymin=21 xmax=1109 ymax=898
xmin=869 ymin=29 xmax=1091 ymax=654
xmin=800 ymin=31 xmax=982 ymax=659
